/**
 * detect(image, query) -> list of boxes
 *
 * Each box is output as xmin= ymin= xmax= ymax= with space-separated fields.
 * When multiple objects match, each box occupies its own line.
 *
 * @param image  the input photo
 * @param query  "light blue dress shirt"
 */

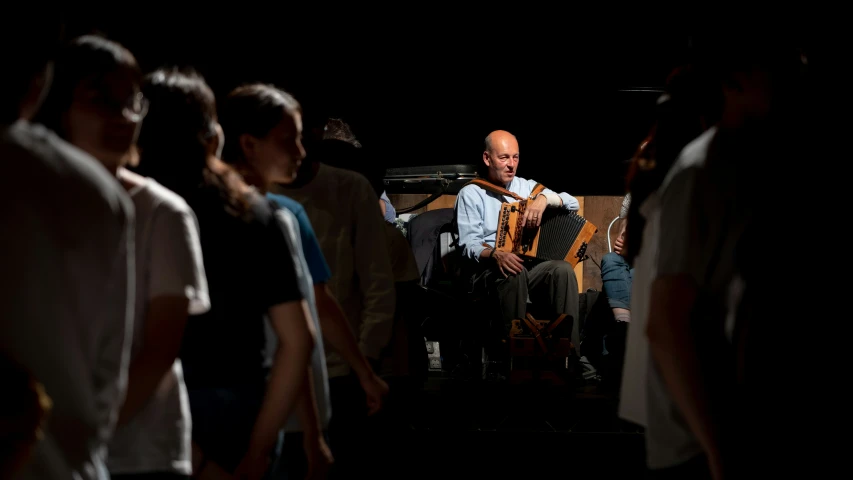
xmin=454 ymin=176 xmax=579 ymax=261
xmin=380 ymin=191 xmax=396 ymax=223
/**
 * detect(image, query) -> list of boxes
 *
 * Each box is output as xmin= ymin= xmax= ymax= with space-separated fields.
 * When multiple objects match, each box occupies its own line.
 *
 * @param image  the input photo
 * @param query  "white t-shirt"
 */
xmin=621 ymin=126 xmax=745 ymax=469
xmin=0 ymin=121 xmax=135 ymax=480
xmin=107 ymin=172 xmax=210 ymax=475
xmin=619 ymin=129 xmax=716 ymax=468
xmin=618 ymin=192 xmax=660 ymax=428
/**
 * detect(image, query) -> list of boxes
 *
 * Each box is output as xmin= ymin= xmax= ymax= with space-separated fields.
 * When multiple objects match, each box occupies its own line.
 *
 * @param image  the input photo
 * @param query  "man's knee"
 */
xmin=497 ymin=266 xmax=529 ymax=288
xmin=546 ymin=260 xmax=577 ymax=283
xmin=601 ymin=252 xmax=621 ymax=268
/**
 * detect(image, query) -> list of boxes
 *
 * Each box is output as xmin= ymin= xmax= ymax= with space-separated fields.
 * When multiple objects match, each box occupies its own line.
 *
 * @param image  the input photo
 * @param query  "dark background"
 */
xmin=64 ymin=12 xmax=692 ymax=195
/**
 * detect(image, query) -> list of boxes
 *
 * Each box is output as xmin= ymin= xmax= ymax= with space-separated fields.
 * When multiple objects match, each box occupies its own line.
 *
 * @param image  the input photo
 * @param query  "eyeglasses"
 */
xmin=122 ymin=92 xmax=149 ymax=123
xmin=80 ymin=90 xmax=149 ymax=123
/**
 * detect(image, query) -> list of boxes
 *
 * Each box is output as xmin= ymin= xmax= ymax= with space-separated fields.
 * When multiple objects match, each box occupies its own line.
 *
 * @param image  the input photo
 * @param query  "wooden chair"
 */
xmin=507 ymin=309 xmax=577 ymax=386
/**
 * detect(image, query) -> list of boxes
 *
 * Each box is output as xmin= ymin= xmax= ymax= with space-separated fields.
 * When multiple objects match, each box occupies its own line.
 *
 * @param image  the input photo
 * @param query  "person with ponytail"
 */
xmin=136 ymin=70 xmax=317 ymax=480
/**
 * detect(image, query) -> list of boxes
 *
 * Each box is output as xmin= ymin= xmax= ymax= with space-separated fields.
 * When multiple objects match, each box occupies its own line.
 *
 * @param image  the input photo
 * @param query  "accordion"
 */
xmin=494 ymin=199 xmax=598 ymax=268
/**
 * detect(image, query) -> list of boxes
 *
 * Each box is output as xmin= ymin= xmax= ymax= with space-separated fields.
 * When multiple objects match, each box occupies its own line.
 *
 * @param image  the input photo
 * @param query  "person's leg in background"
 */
xmin=601 ymin=252 xmax=633 ymax=323
xmin=599 ymin=252 xmax=634 ymax=392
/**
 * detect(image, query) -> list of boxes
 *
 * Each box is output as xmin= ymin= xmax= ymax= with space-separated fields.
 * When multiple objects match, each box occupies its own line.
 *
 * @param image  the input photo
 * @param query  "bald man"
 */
xmin=454 ymin=130 xmax=582 ymax=351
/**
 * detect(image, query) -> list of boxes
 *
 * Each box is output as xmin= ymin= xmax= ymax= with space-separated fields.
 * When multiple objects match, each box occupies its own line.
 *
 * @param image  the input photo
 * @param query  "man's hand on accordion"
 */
xmin=521 ymin=195 xmax=548 ymax=229
xmin=492 ymin=250 xmax=524 ymax=277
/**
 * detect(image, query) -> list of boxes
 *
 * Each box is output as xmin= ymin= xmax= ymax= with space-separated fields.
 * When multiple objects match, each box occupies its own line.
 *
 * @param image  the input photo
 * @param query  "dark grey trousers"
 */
xmin=471 ymin=259 xmax=581 ymax=354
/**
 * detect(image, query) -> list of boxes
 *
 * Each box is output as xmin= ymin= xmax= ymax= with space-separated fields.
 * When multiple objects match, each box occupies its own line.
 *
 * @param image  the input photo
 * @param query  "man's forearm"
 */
xmin=647 ymin=277 xmax=720 ymax=461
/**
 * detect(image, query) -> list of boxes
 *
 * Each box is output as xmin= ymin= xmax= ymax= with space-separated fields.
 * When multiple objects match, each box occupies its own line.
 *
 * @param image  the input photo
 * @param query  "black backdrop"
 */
xmin=63 ymin=11 xmax=690 ymax=195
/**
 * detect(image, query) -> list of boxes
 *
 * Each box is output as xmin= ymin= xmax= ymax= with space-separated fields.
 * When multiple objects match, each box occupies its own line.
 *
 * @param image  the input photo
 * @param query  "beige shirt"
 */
xmin=274 ymin=164 xmax=395 ymax=377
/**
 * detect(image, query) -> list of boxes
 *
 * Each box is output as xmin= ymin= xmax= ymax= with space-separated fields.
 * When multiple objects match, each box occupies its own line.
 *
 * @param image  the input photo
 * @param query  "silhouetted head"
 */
xmin=622 ymin=63 xmax=723 ymax=265
xmin=35 ymin=35 xmax=144 ymax=171
xmin=483 ymin=130 xmax=519 ymax=186
xmin=693 ymin=31 xmax=807 ymax=129
xmin=220 ymin=84 xmax=305 ymax=188
xmin=323 ymin=118 xmax=362 ymax=148
xmin=135 ymin=68 xmax=220 ymax=199
xmin=0 ymin=10 xmax=63 ymax=124
xmin=314 ymin=118 xmax=385 ymax=197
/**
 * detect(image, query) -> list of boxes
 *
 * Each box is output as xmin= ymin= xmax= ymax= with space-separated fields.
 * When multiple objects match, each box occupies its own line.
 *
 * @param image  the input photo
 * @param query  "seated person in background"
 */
xmin=601 ymin=193 xmax=633 ymax=323
xmin=454 ymin=130 xmax=582 ymax=351
xmin=379 ymin=191 xmax=397 ymax=223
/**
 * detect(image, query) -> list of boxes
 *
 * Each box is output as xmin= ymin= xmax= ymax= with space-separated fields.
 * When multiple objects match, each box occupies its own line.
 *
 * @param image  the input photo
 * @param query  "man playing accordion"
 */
xmin=454 ymin=130 xmax=582 ymax=353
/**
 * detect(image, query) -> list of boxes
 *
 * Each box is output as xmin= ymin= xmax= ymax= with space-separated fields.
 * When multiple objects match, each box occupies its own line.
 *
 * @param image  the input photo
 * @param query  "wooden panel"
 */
xmin=388 ymin=193 xmax=457 ymax=214
xmin=427 ymin=194 xmax=457 ymax=211
xmin=579 ymin=195 xmax=626 ymax=292
xmin=574 ymin=197 xmax=585 ymax=293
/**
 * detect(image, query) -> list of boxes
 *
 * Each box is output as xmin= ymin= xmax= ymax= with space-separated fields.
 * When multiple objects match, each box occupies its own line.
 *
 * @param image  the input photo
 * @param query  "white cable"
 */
xmin=607 ymin=216 xmax=620 ymax=253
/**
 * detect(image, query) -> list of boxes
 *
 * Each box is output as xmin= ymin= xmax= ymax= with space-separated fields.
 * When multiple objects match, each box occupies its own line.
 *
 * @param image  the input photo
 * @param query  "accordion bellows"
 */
xmin=496 ymin=200 xmax=598 ymax=267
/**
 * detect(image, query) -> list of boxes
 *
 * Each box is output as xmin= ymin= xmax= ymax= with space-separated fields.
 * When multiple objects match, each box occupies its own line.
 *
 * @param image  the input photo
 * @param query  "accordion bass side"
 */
xmin=495 ymin=201 xmax=598 ymax=267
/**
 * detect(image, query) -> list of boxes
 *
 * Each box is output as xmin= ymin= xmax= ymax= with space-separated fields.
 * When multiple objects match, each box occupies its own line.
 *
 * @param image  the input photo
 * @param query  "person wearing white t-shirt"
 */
xmin=617 ymin=63 xmax=723 ymax=476
xmin=642 ymin=40 xmax=804 ymax=479
xmin=0 ymin=18 xmax=136 ymax=480
xmin=33 ymin=36 xmax=210 ymax=479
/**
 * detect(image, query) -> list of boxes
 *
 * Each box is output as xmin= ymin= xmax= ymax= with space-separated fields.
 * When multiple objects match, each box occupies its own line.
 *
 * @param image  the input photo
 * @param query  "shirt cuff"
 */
xmin=468 ymin=243 xmax=487 ymax=261
xmin=557 ymin=193 xmax=580 ymax=210
xmin=540 ymin=192 xmax=563 ymax=208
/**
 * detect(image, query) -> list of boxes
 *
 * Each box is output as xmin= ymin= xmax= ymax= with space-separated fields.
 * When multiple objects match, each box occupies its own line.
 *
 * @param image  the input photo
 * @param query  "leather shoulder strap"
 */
xmin=466 ymin=178 xmax=523 ymax=201
xmin=529 ymin=183 xmax=546 ymax=200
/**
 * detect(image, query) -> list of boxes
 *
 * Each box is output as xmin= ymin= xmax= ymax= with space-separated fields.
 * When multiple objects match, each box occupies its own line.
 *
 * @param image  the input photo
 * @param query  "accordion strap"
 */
xmin=529 ymin=183 xmax=546 ymax=199
xmin=467 ymin=179 xmax=548 ymax=202
xmin=467 ymin=178 xmax=523 ymax=201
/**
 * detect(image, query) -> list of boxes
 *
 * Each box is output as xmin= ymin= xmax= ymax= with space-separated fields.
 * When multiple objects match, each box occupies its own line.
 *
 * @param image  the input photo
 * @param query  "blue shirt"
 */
xmin=271 ymin=208 xmax=331 ymax=431
xmin=267 ymin=193 xmax=332 ymax=283
xmin=380 ymin=191 xmax=396 ymax=223
xmin=454 ymin=176 xmax=579 ymax=261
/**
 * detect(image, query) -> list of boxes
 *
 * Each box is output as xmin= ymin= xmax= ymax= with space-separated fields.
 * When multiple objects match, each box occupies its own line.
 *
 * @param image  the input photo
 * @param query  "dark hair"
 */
xmin=135 ymin=68 xmax=218 ymax=199
xmin=220 ymin=83 xmax=301 ymax=168
xmin=0 ymin=10 xmax=64 ymax=124
xmin=623 ymin=64 xmax=722 ymax=265
xmin=34 ymin=35 xmax=140 ymax=138
xmin=137 ymin=69 xmax=252 ymax=216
